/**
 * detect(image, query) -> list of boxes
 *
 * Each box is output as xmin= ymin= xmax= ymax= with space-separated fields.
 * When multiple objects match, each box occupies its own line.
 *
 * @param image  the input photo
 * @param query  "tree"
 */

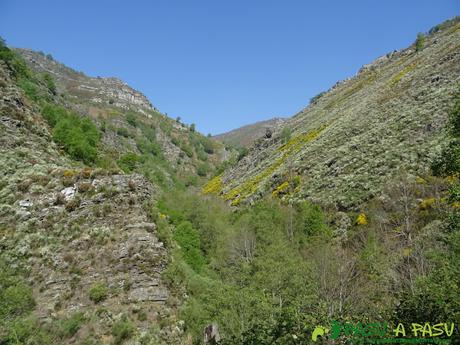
xmin=173 ymin=221 xmax=205 ymax=271
xmin=415 ymin=33 xmax=425 ymax=52
xmin=432 ymin=91 xmax=460 ymax=176
xmin=190 ymin=123 xmax=196 ymax=132
xmin=310 ymin=91 xmax=326 ymax=104
xmin=197 ymin=163 xmax=209 ymax=177
xmin=280 ymin=127 xmax=291 ymax=144
xmin=43 ymin=73 xmax=57 ymax=95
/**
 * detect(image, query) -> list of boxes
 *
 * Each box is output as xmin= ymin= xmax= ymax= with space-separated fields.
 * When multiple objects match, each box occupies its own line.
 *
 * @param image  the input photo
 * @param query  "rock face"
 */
xmin=0 ymin=60 xmax=182 ymax=342
xmin=15 ymin=48 xmax=154 ymax=112
xmin=207 ymin=18 xmax=460 ymax=209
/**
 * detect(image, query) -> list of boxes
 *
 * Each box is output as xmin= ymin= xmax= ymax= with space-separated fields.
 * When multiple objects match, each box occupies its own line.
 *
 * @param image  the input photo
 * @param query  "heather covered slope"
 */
xmin=207 ymin=18 xmax=460 ymax=209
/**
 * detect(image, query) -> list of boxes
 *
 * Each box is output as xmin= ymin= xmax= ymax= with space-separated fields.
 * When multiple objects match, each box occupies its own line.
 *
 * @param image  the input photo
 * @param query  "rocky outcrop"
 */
xmin=15 ymin=48 xmax=155 ymax=113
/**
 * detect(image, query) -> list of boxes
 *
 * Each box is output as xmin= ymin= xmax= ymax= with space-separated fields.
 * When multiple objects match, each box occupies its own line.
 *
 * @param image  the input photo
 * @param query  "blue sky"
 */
xmin=0 ymin=1 xmax=458 ymax=135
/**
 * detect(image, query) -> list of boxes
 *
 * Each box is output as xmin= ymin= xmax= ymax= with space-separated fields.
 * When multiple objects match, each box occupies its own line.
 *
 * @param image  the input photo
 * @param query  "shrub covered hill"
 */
xmin=1 ymin=17 xmax=460 ymax=345
xmin=205 ymin=17 xmax=460 ymax=209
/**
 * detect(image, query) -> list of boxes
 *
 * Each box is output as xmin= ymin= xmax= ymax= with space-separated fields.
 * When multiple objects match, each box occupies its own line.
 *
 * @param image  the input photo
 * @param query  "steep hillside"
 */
xmin=15 ymin=48 xmax=225 ymax=186
xmin=206 ymin=18 xmax=460 ymax=209
xmin=0 ymin=48 xmax=187 ymax=343
xmin=213 ymin=117 xmax=286 ymax=148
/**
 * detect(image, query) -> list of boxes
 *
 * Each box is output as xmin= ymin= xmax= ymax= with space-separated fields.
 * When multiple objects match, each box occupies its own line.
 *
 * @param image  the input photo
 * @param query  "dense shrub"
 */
xmin=57 ymin=312 xmax=86 ymax=338
xmin=280 ymin=127 xmax=292 ymax=143
xmin=17 ymin=78 xmax=40 ymax=101
xmin=0 ymin=258 xmax=42 ymax=342
xmin=41 ymin=104 xmax=100 ymax=164
xmin=43 ymin=73 xmax=57 ymax=94
xmin=432 ymin=91 xmax=460 ymax=176
xmin=3 ymin=317 xmax=54 ymax=345
xmin=42 ymin=103 xmax=66 ymax=127
xmin=111 ymin=316 xmax=134 ymax=345
xmin=136 ymin=137 xmax=161 ymax=156
xmin=295 ymin=201 xmax=329 ymax=236
xmin=0 ymin=280 xmax=35 ymax=322
xmin=0 ymin=39 xmax=31 ymax=79
xmin=116 ymin=127 xmax=131 ymax=138
xmin=125 ymin=111 xmax=137 ymax=127
xmin=173 ymin=221 xmax=205 ymax=271
xmin=197 ymin=163 xmax=210 ymax=177
xmin=181 ymin=143 xmax=194 ymax=158
xmin=0 ymin=40 xmax=57 ymax=103
xmin=88 ymin=282 xmax=109 ymax=303
xmin=197 ymin=148 xmax=208 ymax=161
xmin=117 ymin=153 xmax=140 ymax=173
xmin=415 ymin=32 xmax=426 ymax=52
xmin=201 ymin=137 xmax=215 ymax=154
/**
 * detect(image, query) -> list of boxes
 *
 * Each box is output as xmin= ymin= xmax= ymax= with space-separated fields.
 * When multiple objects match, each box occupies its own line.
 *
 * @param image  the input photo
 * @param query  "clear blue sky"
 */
xmin=0 ymin=1 xmax=458 ymax=135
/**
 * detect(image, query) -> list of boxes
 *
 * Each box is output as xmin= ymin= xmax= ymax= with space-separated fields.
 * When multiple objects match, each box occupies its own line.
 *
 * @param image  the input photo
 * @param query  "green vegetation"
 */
xmin=125 ymin=111 xmax=137 ymax=127
xmin=197 ymin=163 xmax=210 ymax=177
xmin=432 ymin=90 xmax=460 ymax=176
xmin=43 ymin=73 xmax=57 ymax=94
xmin=310 ymin=90 xmax=326 ymax=104
xmin=116 ymin=126 xmax=132 ymax=138
xmin=159 ymin=192 xmax=329 ymax=343
xmin=180 ymin=142 xmax=194 ymax=158
xmin=0 ymin=258 xmax=87 ymax=344
xmin=57 ymin=312 xmax=86 ymax=338
xmin=117 ymin=152 xmax=140 ymax=173
xmin=415 ymin=32 xmax=426 ymax=52
xmin=403 ymin=91 xmax=460 ymax=344
xmin=0 ymin=38 xmax=56 ymax=103
xmin=173 ymin=221 xmax=205 ymax=272
xmin=163 ymin=165 xmax=460 ymax=344
xmin=280 ymin=127 xmax=292 ymax=143
xmin=88 ymin=282 xmax=109 ymax=303
xmin=164 ymin=89 xmax=460 ymax=342
xmin=0 ymin=37 xmax=31 ymax=80
xmin=42 ymin=104 xmax=100 ymax=164
xmin=0 ymin=260 xmax=35 ymax=326
xmin=111 ymin=316 xmax=134 ymax=345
